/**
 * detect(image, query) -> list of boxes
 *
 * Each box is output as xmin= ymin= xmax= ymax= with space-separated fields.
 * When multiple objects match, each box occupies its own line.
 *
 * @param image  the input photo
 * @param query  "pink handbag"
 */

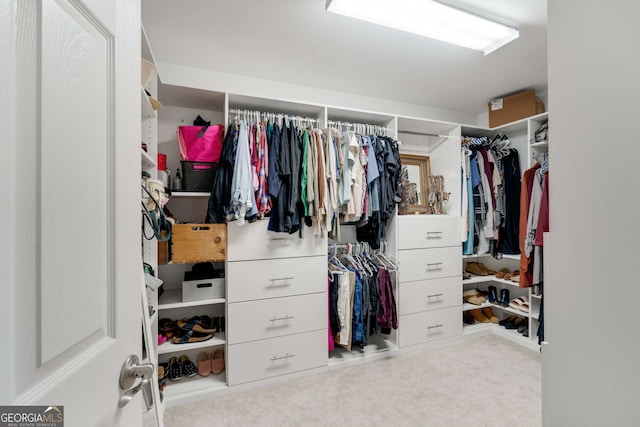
xmin=177 ymin=124 xmax=224 ymax=162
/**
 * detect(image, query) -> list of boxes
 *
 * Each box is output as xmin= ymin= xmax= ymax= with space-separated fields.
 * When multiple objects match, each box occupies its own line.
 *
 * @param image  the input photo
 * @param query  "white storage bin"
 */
xmin=182 ymin=278 xmax=225 ymax=302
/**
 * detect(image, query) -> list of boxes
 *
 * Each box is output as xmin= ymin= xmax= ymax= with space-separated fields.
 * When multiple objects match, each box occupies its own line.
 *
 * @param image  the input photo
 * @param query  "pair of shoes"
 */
xmin=159 ymin=318 xmax=177 ymax=338
xmin=465 ymin=262 xmax=496 ymax=276
xmin=467 ymin=308 xmax=499 ymax=323
xmin=168 ymin=355 xmax=198 ymax=381
xmin=500 ymin=316 xmax=525 ymax=330
xmin=197 ymin=349 xmax=225 ymax=376
xmin=463 ymin=289 xmax=486 ymax=305
xmin=495 ymin=268 xmax=510 ymax=279
xmin=172 ymin=316 xmax=217 ymax=344
xmin=509 ymin=296 xmax=530 ymax=312
xmin=497 ymin=288 xmax=510 ymax=307
xmin=503 ymin=270 xmax=520 ymax=280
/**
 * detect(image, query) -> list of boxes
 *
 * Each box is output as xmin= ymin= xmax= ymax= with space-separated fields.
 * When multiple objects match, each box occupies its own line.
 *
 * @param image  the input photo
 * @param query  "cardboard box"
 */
xmin=488 ymin=89 xmax=545 ymax=128
xmin=182 ymin=278 xmax=225 ymax=302
xmin=170 ymin=223 xmax=226 ymax=264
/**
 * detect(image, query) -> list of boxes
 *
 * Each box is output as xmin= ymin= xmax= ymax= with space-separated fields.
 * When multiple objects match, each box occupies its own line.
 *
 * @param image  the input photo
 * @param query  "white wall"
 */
xmin=544 ymin=1 xmax=640 ymax=426
xmin=156 ymin=61 xmax=479 ymax=127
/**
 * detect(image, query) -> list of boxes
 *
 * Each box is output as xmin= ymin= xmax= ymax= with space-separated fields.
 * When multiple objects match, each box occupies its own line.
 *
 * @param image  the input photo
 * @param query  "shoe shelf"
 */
xmin=491 ymin=304 xmax=529 ymax=317
xmin=169 ymin=191 xmax=210 ymax=198
xmin=464 ymin=301 xmax=528 ymax=317
xmin=462 ymin=253 xmax=520 ymax=261
xmin=464 ymin=275 xmax=521 ymax=288
xmin=158 ymin=332 xmax=226 ymax=355
xmin=163 ymin=372 xmax=227 ymax=403
xmin=141 ymin=87 xmax=157 ymax=119
xmin=159 ymin=289 xmax=226 ymax=310
xmin=530 ymin=293 xmax=542 ymax=299
xmin=530 ymin=141 xmax=549 ymax=149
xmin=141 ymin=148 xmax=156 ymax=169
xmin=463 ymin=302 xmax=493 ymax=312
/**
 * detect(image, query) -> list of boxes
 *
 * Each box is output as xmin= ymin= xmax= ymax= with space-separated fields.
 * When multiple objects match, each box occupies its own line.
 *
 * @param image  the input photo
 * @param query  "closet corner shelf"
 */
xmin=159 ymin=289 xmax=226 ymax=309
xmin=141 ymin=87 xmax=157 ymax=119
xmin=530 ymin=141 xmax=549 ymax=148
xmin=463 ymin=275 xmax=521 ymax=288
xmin=162 ymin=373 xmax=227 ymax=403
xmin=531 ymin=294 xmax=543 ymax=299
xmin=170 ymin=191 xmax=210 ymax=198
xmin=463 ymin=302 xmax=529 ymax=317
xmin=158 ymin=333 xmax=226 ymax=355
xmin=462 ymin=253 xmax=520 ymax=261
xmin=141 ymin=149 xmax=156 ymax=169
xmin=462 ymin=322 xmax=493 ymax=335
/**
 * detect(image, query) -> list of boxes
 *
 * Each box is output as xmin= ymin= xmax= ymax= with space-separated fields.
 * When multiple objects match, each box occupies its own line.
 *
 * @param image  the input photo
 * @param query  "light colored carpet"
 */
xmin=161 ymin=335 xmax=541 ymax=427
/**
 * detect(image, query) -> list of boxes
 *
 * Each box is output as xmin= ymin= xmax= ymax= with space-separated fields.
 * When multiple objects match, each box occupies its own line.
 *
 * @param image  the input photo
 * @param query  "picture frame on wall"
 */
xmin=399 ymin=154 xmax=431 ymax=214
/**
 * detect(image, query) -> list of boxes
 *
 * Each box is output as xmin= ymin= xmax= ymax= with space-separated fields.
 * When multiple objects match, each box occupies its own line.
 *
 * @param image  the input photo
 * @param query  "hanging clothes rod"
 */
xmin=397 ymin=129 xmax=458 ymax=139
xmin=229 ymin=108 xmax=320 ymax=123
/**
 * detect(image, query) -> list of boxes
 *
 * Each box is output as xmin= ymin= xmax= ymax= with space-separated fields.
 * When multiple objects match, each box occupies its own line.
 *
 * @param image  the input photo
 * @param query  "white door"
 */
xmin=1 ymin=0 xmax=145 ymax=426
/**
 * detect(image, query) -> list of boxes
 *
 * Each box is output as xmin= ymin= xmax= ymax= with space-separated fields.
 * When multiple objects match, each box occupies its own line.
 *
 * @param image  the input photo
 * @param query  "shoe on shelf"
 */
xmin=168 ymin=357 xmax=182 ymax=381
xmin=481 ymin=307 xmax=499 ymax=324
xmin=468 ymin=309 xmax=490 ymax=323
xmin=498 ymin=289 xmax=510 ymax=307
xmin=476 ymin=262 xmax=497 ymax=275
xmin=488 ymin=286 xmax=498 ymax=303
xmin=180 ymin=354 xmax=198 ymax=378
xmin=465 ymin=262 xmax=488 ymax=276
xmin=499 ymin=315 xmax=517 ymax=327
xmin=463 ymin=311 xmax=476 ymax=325
xmin=495 ymin=268 xmax=510 ymax=279
xmin=197 ymin=352 xmax=212 ymax=377
xmin=211 ymin=349 xmax=225 ymax=375
xmin=463 ymin=289 xmax=486 ymax=305
xmin=509 ymin=296 xmax=530 ymax=312
xmin=505 ymin=316 xmax=525 ymax=330
xmin=172 ymin=331 xmax=215 ymax=344
xmin=517 ymin=322 xmax=528 ymax=334
xmin=463 ymin=272 xmax=471 ymax=280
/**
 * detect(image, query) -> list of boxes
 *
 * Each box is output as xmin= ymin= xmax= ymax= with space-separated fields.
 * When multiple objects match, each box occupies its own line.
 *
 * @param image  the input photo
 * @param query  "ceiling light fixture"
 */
xmin=326 ymin=0 xmax=519 ymax=55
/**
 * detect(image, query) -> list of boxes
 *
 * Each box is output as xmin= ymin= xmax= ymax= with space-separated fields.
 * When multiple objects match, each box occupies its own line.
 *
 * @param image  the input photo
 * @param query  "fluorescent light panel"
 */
xmin=326 ymin=0 xmax=519 ymax=55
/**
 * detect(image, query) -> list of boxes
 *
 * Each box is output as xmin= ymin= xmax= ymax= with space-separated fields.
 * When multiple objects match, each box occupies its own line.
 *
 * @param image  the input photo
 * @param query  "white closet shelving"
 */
xmin=140 ymin=24 xmax=164 ymax=426
xmin=459 ymin=113 xmax=548 ymax=350
xmin=143 ymin=39 xmax=545 ymax=406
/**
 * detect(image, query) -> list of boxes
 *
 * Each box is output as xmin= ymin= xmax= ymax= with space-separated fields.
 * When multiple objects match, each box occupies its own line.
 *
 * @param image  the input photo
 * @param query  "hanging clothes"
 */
xmin=206 ymin=124 xmax=238 ymax=224
xmin=518 ymin=163 xmax=541 ymax=288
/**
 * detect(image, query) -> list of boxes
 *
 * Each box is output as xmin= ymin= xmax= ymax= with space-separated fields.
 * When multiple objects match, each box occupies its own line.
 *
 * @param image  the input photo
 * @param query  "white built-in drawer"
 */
xmin=398 ymin=246 xmax=461 ymax=282
xmin=227 ymin=256 xmax=326 ymax=302
xmin=399 ymin=277 xmax=461 ymax=315
xmin=398 ymin=306 xmax=462 ymax=348
xmin=227 ymin=330 xmax=327 ymax=386
xmin=228 ymin=293 xmax=326 ymax=344
xmin=227 ymin=220 xmax=327 ymax=261
xmin=398 ymin=215 xmax=460 ymax=249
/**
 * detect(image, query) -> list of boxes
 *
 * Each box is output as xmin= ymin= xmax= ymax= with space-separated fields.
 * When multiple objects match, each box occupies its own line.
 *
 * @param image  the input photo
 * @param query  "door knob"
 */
xmin=118 ymin=354 xmax=154 ymax=408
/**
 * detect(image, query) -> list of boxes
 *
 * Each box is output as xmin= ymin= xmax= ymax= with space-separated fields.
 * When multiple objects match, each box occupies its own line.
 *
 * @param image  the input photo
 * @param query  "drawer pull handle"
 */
xmin=270 ymin=315 xmax=295 ymax=322
xmin=427 ymin=293 xmax=444 ymax=298
xmin=427 ymin=324 xmax=444 ymax=330
xmin=426 ymin=263 xmax=443 ymax=269
xmin=269 ymin=237 xmax=294 ymax=241
xmin=269 ymin=277 xmax=294 ymax=282
xmin=270 ymin=353 xmax=295 ymax=362
xmin=426 ymin=231 xmax=443 ymax=238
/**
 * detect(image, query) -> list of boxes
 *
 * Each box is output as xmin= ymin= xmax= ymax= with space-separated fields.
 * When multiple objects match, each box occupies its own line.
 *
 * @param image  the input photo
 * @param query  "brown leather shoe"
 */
xmin=476 ymin=262 xmax=497 ymax=275
xmin=465 ymin=262 xmax=488 ymax=276
xmin=468 ymin=309 xmax=490 ymax=323
xmin=481 ymin=307 xmax=499 ymax=323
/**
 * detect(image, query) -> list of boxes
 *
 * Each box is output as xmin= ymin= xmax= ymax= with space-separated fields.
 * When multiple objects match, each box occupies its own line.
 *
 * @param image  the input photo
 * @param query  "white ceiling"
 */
xmin=142 ymin=0 xmax=547 ymax=116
